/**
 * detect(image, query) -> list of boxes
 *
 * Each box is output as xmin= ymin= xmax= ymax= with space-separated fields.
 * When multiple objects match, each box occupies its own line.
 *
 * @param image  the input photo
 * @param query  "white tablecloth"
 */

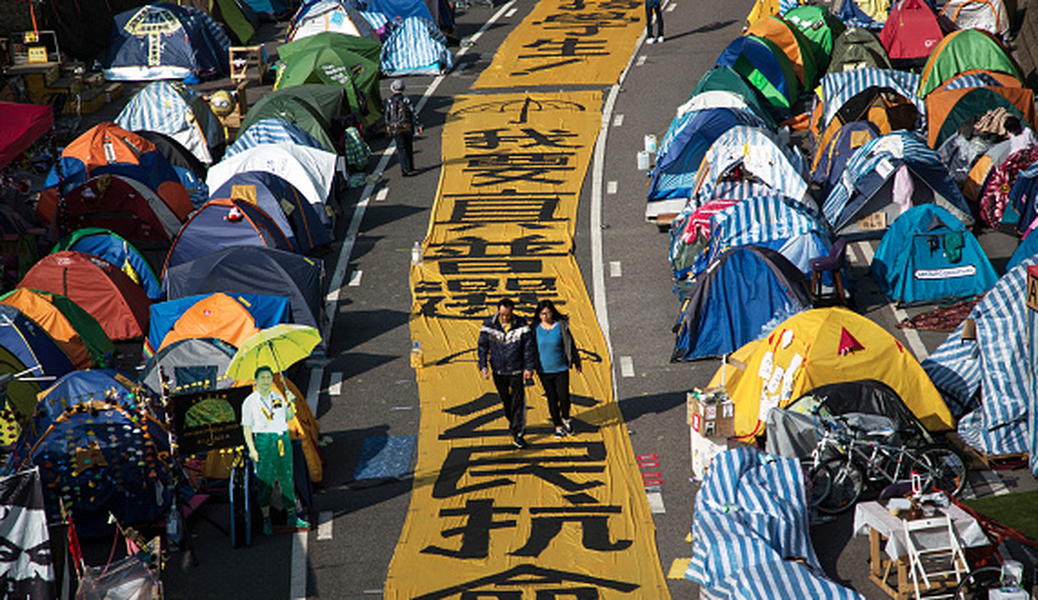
xmin=853 ymin=500 xmax=989 ymax=560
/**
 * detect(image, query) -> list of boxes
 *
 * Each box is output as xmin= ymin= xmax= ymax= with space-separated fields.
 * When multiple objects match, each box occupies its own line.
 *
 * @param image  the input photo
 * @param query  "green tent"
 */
xmin=918 ymin=29 xmax=1022 ymax=97
xmin=828 ymin=27 xmax=891 ymax=75
xmin=211 ymin=0 xmax=255 ymax=45
xmin=0 ymin=345 xmax=42 ymax=447
xmin=275 ymin=32 xmax=383 ymax=128
xmin=691 ymin=66 xmax=777 ymax=129
xmin=721 ymin=35 xmax=799 ymax=112
xmin=784 ymin=5 xmax=846 ymax=73
xmin=0 ymin=288 xmax=115 ymax=369
xmin=239 ymin=85 xmax=346 ymax=152
xmin=931 ymin=87 xmax=1029 ymax=149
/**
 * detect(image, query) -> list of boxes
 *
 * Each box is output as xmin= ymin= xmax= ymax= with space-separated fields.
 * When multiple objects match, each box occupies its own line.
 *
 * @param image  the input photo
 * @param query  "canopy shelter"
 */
xmin=711 ymin=307 xmax=954 ymax=438
xmin=0 ymin=103 xmax=53 ymax=170
xmin=238 ymin=85 xmax=344 ymax=153
xmin=673 ymin=246 xmax=811 ymax=361
xmin=0 ymin=289 xmax=113 ymax=370
xmin=53 ymin=228 xmax=162 ymax=301
xmin=210 ymin=171 xmax=332 ymax=252
xmin=18 ymin=252 xmax=151 ymax=341
xmin=982 ymin=146 xmax=1038 ymax=228
xmin=715 ymin=35 xmax=799 ymax=114
xmin=146 ymin=292 xmax=289 ymax=357
xmin=917 ymin=29 xmax=1022 ymax=97
xmin=116 ymin=81 xmax=225 ymax=166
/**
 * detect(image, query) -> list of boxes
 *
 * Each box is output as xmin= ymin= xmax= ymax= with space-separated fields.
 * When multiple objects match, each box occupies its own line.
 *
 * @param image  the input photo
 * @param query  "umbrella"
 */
xmin=226 ymin=324 xmax=320 ymax=381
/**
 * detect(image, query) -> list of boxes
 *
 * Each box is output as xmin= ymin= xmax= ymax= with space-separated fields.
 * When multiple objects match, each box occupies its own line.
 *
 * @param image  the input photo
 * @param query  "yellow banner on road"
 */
xmin=386 ymin=92 xmax=671 ymax=598
xmin=475 ymin=0 xmax=645 ymax=88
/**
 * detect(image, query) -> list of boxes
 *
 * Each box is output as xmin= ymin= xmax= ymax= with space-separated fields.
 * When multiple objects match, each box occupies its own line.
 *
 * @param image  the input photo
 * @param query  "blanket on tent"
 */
xmin=686 ymin=447 xmax=863 ymax=599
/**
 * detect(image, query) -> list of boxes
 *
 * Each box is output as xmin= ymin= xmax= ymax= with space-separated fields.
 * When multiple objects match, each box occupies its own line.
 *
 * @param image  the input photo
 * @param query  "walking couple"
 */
xmin=477 ymin=298 xmax=582 ymax=449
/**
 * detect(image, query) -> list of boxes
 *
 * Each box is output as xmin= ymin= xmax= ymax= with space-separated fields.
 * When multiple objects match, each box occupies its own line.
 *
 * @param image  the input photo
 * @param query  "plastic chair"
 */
xmin=809 ymin=237 xmax=848 ymax=306
xmin=903 ymin=515 xmax=968 ymax=598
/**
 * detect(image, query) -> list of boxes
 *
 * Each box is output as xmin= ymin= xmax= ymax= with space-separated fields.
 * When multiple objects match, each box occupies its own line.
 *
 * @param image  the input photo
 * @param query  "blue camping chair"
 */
xmin=810 ymin=237 xmax=848 ymax=306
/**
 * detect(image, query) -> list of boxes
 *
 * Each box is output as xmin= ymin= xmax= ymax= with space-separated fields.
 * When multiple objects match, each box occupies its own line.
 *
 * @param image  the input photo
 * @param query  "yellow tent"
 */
xmin=745 ymin=0 xmax=781 ymax=29
xmin=709 ymin=308 xmax=954 ymax=437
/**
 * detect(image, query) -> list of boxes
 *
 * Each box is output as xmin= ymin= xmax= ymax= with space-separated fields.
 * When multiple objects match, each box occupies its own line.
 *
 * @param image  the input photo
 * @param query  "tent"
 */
xmin=811 ymin=68 xmax=922 ymax=150
xmin=18 ymin=252 xmax=151 ymax=341
xmin=366 ymin=0 xmax=437 ymax=25
xmin=921 ymin=257 xmax=1038 ymax=466
xmin=32 ymin=370 xmax=149 ymax=433
xmin=646 ymin=108 xmax=768 ymax=220
xmin=37 ymin=123 xmax=193 ymax=228
xmin=135 ymin=130 xmax=210 ymax=207
xmin=0 ymin=103 xmax=52 ymax=170
xmin=210 ymin=171 xmax=332 ymax=252
xmin=0 ymin=347 xmax=43 ymax=448
xmin=225 ymin=119 xmax=327 ymax=158
xmin=1008 ymin=224 xmax=1038 ymax=270
xmin=146 ymin=292 xmax=289 ymax=356
xmin=1009 ymin=161 xmax=1038 ymax=238
xmin=812 ymin=121 xmax=882 ymax=196
xmin=699 ymin=195 xmax=831 ymax=277
xmin=0 ymin=289 xmax=114 ymax=370
xmin=983 ymin=146 xmax=1038 ymax=228
xmin=212 ymin=0 xmax=259 ymax=45
xmin=52 ymin=228 xmax=162 ymax=301
xmin=783 ymin=6 xmax=845 ymax=73
xmin=238 ymin=85 xmax=344 ymax=153
xmin=163 ymin=197 xmax=296 ymax=274
xmin=710 ymin=307 xmax=953 ymax=438
xmin=879 ymin=0 xmax=944 ymax=68
xmin=715 ymin=35 xmax=799 ymax=113
xmin=871 ymin=204 xmax=996 ymax=305
xmin=939 ymin=0 xmax=1009 ymax=39
xmin=206 ymin=143 xmax=337 ymax=219
xmin=827 ymin=27 xmax=892 ymax=73
xmin=812 ymin=84 xmax=920 ymax=173
xmin=103 ymin=3 xmax=231 ymax=81
xmin=786 ymin=380 xmax=935 ymax=445
xmin=288 ymin=0 xmax=380 ymax=42
xmin=693 ymin=125 xmax=808 ymax=206
xmin=685 ymin=67 xmax=778 ymax=129
xmin=673 ymin=246 xmax=811 ymax=361
xmin=670 ymin=199 xmax=739 ymax=280
xmin=935 ymin=68 xmax=1021 ymax=90
xmin=139 ymin=337 xmax=238 ymax=396
xmin=380 ymin=16 xmax=453 ymax=77
xmin=0 ymin=305 xmax=74 ymax=378
xmin=116 ymin=81 xmax=226 ymax=166
xmin=164 ymin=247 xmax=323 ymax=333
xmin=686 ymin=448 xmax=865 ymax=599
xmin=917 ymin=29 xmax=1022 ymax=97
xmin=839 ymin=0 xmax=892 ymax=29
xmin=745 ymin=16 xmax=819 ymax=87
xmin=823 ymin=131 xmax=974 ymax=237
xmin=53 ymin=175 xmax=185 ymax=245
xmin=925 ymin=85 xmax=1035 ymax=149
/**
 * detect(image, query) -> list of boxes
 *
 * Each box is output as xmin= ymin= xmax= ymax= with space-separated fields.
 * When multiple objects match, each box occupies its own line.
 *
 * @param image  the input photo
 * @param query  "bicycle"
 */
xmin=807 ymin=416 xmax=968 ymax=514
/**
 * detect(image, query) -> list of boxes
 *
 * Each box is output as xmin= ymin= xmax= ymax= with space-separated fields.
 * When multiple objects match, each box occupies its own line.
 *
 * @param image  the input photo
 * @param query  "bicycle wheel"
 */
xmin=954 ymin=566 xmax=1003 ymax=600
xmin=912 ymin=448 xmax=968 ymax=497
xmin=809 ymin=458 xmax=864 ymax=514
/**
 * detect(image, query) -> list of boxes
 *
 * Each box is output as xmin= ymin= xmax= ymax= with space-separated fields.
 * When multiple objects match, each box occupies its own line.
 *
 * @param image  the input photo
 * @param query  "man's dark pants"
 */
xmin=395 ymin=132 xmax=415 ymax=173
xmin=493 ymin=372 xmax=526 ymax=440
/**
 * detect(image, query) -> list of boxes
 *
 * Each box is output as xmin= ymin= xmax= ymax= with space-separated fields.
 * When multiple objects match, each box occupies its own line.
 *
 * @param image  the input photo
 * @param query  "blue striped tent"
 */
xmin=921 ymin=257 xmax=1037 ymax=459
xmin=822 ymin=131 xmax=973 ymax=237
xmin=288 ymin=0 xmax=380 ymax=42
xmin=380 ymin=17 xmax=452 ymax=76
xmin=943 ymin=72 xmax=1004 ymax=90
xmin=686 ymin=448 xmax=864 ymax=599
xmin=818 ymin=69 xmax=923 ymax=135
xmin=361 ymin=10 xmax=390 ymax=35
xmin=226 ymin=119 xmax=328 ymax=158
xmin=694 ymin=126 xmax=808 ymax=207
xmin=701 ymin=195 xmax=831 ymax=277
xmin=116 ymin=81 xmax=226 ymax=165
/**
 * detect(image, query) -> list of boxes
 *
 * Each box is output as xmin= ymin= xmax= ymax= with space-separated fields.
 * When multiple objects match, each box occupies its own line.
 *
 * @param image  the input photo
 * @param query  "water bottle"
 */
xmin=411 ymin=241 xmax=423 ymax=265
xmin=410 ymin=341 xmax=424 ymax=369
xmin=166 ymin=504 xmax=183 ymax=551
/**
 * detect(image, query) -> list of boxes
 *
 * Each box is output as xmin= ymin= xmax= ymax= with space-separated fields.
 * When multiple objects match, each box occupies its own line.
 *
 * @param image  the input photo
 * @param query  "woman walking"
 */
xmin=531 ymin=299 xmax=582 ymax=439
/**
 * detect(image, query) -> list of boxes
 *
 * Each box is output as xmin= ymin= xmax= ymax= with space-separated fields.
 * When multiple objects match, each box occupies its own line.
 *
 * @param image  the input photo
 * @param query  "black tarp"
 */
xmin=785 ymin=379 xmax=935 ymax=445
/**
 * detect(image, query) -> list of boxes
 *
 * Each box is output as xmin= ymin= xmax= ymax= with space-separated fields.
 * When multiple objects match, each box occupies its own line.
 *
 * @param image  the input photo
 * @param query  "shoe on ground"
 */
xmin=262 ymin=519 xmax=273 ymax=536
xmin=554 ymin=428 xmax=565 ymax=439
xmin=563 ymin=420 xmax=574 ymax=435
xmin=289 ymin=515 xmax=310 ymax=530
xmin=646 ymin=36 xmax=655 ymax=44
xmin=513 ymin=436 xmax=528 ymax=449
xmin=657 ymin=36 xmax=664 ymax=43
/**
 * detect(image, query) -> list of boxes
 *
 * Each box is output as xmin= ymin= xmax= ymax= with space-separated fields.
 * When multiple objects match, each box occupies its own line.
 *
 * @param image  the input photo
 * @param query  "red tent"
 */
xmin=880 ymin=0 xmax=944 ymax=62
xmin=18 ymin=251 xmax=151 ymax=340
xmin=0 ymin=103 xmax=53 ymax=169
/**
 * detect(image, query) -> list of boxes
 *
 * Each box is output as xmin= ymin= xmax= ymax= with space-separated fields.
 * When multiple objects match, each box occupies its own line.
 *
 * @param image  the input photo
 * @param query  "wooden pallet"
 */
xmin=946 ymin=432 xmax=1028 ymax=470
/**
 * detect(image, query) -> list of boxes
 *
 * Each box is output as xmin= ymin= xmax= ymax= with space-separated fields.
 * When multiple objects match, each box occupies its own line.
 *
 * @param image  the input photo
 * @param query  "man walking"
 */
xmin=645 ymin=0 xmax=664 ymax=44
xmin=384 ymin=80 xmax=422 ymax=176
xmin=478 ymin=298 xmax=536 ymax=449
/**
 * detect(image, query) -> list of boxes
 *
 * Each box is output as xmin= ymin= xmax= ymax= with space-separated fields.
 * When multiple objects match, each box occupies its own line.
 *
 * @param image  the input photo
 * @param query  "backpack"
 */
xmin=386 ymin=95 xmax=414 ymax=136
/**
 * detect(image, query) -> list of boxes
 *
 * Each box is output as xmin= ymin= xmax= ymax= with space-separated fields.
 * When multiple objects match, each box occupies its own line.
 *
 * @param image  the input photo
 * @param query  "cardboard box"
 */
xmin=687 ymin=388 xmax=735 ymax=438
xmin=691 ymin=430 xmax=728 ymax=479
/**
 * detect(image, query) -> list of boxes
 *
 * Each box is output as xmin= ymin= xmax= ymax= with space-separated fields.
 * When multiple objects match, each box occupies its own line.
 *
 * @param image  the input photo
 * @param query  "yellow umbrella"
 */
xmin=225 ymin=324 xmax=321 ymax=381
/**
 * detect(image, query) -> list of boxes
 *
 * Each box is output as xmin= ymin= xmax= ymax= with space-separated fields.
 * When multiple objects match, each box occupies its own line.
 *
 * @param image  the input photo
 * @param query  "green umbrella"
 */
xmin=226 ymin=324 xmax=321 ymax=381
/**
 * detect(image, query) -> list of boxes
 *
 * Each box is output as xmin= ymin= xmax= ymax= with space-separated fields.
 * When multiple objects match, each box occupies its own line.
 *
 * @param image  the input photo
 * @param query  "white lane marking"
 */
xmin=298 ymin=5 xmax=520 ymax=597
xmin=613 ymin=113 xmax=624 ymax=127
xmin=348 ymin=270 xmax=363 ymax=287
xmin=328 ymin=372 xmax=343 ymax=396
xmin=375 ymin=188 xmax=388 ymax=202
xmin=290 ymin=530 xmax=308 ymax=600
xmin=620 ymin=356 xmax=635 ymax=378
xmin=391 ymin=406 xmax=415 ymax=411
xmin=646 ymin=491 xmax=666 ymax=513
xmin=609 ymin=261 xmax=622 ymax=278
xmin=607 ymin=181 xmax=617 ymax=194
xmin=635 ymin=55 xmax=647 ymax=67
xmin=317 ymin=511 xmax=334 ymax=541
xmin=854 ymin=242 xmax=928 ymax=360
xmin=506 ymin=7 xmax=518 ymax=16
xmin=666 ymin=2 xmax=676 ymax=10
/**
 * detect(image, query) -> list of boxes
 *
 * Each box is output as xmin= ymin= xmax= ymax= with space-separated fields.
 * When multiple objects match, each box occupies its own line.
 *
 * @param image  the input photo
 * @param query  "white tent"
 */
xmin=939 ymin=0 xmax=1009 ymax=38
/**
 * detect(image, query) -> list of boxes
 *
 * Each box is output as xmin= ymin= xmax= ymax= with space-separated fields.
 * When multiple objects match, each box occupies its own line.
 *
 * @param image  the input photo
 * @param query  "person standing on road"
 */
xmin=531 ymin=299 xmax=582 ymax=439
xmin=384 ymin=80 xmax=422 ymax=176
xmin=645 ymin=0 xmax=664 ymax=44
xmin=477 ymin=298 xmax=536 ymax=449
xmin=242 ymin=366 xmax=310 ymax=535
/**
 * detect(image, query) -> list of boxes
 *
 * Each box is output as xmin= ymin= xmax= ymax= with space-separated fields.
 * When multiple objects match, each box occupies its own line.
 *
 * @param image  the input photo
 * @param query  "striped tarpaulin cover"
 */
xmin=381 ymin=16 xmax=452 ymax=75
xmin=227 ymin=119 xmax=328 ymax=158
xmin=695 ymin=125 xmax=807 ymax=206
xmin=818 ymin=68 xmax=924 ymax=132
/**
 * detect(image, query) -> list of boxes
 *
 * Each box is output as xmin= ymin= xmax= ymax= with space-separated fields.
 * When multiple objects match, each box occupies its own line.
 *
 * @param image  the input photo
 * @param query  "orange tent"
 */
xmin=925 ymin=84 xmax=1036 ymax=148
xmin=159 ymin=292 xmax=261 ymax=351
xmin=746 ymin=16 xmax=818 ymax=87
xmin=0 ymin=289 xmax=93 ymax=368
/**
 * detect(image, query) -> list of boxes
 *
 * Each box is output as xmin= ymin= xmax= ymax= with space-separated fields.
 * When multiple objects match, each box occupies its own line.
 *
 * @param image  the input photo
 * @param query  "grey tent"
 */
xmin=139 ymin=337 xmax=237 ymax=396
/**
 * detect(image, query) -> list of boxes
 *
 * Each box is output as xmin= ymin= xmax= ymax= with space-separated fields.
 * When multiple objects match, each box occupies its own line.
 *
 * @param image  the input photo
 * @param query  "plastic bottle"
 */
xmin=411 ymin=241 xmax=423 ymax=265
xmin=410 ymin=341 xmax=424 ymax=369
